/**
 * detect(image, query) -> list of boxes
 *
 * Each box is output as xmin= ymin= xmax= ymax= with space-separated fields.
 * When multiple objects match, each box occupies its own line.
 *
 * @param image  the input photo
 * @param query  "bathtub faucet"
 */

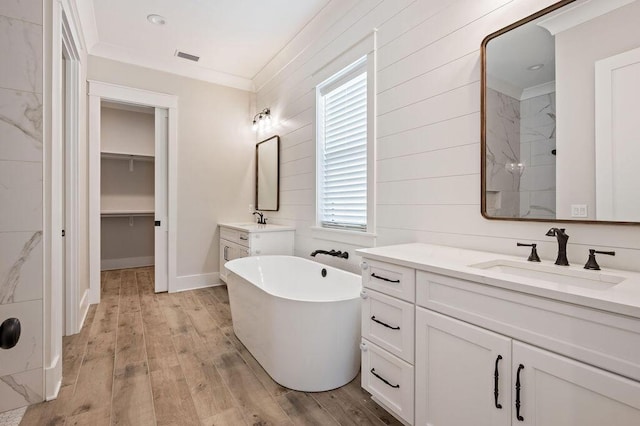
xmin=310 ymin=249 xmax=349 ymax=259
xmin=253 ymin=211 xmax=267 ymax=225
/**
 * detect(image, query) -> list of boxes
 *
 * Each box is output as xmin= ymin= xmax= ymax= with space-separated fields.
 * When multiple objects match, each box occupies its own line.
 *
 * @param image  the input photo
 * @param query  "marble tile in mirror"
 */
xmin=482 ymin=0 xmax=640 ymax=224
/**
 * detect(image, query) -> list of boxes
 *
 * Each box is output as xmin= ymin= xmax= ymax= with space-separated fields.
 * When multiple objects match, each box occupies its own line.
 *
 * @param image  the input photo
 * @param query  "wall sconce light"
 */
xmin=252 ymin=107 xmax=271 ymax=131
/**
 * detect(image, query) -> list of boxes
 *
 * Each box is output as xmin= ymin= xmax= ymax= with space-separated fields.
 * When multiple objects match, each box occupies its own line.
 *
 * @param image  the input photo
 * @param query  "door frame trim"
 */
xmin=47 ymin=0 xmax=84 ymax=401
xmin=87 ymin=81 xmax=178 ymax=303
xmin=595 ymin=46 xmax=640 ymax=220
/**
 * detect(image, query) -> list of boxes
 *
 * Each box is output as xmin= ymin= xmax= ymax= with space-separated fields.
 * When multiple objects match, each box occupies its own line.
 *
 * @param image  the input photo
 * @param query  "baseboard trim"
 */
xmin=173 ymin=272 xmax=221 ymax=293
xmin=45 ymin=355 xmax=62 ymax=401
xmin=101 ymin=256 xmax=154 ymax=271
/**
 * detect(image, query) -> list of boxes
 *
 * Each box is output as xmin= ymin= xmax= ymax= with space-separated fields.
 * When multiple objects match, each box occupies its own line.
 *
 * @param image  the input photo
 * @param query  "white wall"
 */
xmin=101 ymin=217 xmax=154 ymax=269
xmin=87 ymin=56 xmax=255 ymax=282
xmin=556 ymin=1 xmax=640 ymax=220
xmin=254 ymin=0 xmax=640 ymax=272
xmin=100 ymin=106 xmax=154 ymax=155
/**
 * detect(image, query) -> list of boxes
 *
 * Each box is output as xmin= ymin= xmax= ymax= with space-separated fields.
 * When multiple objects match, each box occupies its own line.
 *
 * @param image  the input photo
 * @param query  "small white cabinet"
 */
xmin=218 ymin=223 xmax=294 ymax=283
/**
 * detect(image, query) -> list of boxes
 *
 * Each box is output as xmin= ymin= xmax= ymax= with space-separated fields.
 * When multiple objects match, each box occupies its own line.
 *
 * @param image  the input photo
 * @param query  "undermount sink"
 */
xmin=470 ymin=259 xmax=625 ymax=290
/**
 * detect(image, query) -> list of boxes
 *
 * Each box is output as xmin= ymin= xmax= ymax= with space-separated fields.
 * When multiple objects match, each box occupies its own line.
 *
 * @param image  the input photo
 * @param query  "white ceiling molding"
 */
xmin=91 ymin=42 xmax=255 ymax=91
xmin=521 ymin=80 xmax=556 ymax=101
xmin=486 ymin=75 xmax=523 ymax=100
xmin=537 ymin=0 xmax=636 ymax=35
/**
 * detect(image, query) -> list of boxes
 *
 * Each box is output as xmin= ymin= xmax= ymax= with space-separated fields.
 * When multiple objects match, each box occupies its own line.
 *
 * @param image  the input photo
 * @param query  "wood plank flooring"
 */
xmin=21 ymin=267 xmax=402 ymax=426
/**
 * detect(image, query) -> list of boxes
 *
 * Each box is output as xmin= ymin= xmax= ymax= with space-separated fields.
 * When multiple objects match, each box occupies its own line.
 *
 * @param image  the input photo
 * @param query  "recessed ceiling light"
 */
xmin=147 ymin=14 xmax=166 ymax=25
xmin=527 ymin=64 xmax=544 ymax=71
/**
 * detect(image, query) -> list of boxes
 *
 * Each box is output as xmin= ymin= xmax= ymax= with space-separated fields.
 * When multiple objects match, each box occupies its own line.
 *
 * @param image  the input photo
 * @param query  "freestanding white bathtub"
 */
xmin=225 ymin=255 xmax=361 ymax=392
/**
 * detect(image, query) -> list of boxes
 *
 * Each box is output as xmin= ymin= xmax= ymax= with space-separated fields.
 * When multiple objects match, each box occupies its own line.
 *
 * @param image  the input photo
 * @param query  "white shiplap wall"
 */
xmin=254 ymin=0 xmax=640 ymax=273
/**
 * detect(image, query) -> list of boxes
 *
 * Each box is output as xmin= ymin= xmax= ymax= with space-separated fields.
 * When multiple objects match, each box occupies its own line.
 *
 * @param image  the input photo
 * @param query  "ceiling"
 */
xmin=77 ymin=0 xmax=331 ymax=91
xmin=486 ymin=21 xmax=555 ymax=99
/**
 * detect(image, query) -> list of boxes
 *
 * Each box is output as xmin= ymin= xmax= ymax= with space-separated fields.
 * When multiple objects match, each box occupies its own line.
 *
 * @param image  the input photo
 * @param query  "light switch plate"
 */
xmin=571 ymin=204 xmax=588 ymax=218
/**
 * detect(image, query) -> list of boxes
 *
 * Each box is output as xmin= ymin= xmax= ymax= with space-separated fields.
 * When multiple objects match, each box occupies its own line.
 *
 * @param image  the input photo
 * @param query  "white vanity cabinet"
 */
xmin=357 ymin=243 xmax=640 ymax=426
xmin=415 ymin=307 xmax=640 ymax=425
xmin=218 ymin=223 xmax=294 ymax=283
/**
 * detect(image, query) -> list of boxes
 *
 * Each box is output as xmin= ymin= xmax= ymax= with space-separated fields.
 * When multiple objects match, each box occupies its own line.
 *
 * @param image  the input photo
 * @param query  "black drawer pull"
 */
xmin=370 ymin=368 xmax=400 ymax=388
xmin=371 ymin=316 xmax=400 ymax=330
xmin=516 ymin=364 xmax=524 ymax=421
xmin=371 ymin=273 xmax=400 ymax=283
xmin=494 ymin=355 xmax=502 ymax=409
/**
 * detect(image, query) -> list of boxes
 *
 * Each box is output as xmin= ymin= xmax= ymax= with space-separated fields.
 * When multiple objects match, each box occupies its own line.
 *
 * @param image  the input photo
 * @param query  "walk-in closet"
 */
xmin=100 ymin=102 xmax=155 ymax=271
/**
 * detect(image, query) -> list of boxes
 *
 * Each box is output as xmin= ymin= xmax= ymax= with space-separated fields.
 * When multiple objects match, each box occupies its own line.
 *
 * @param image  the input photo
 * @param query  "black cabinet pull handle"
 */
xmin=371 ymin=273 xmax=400 ymax=283
xmin=494 ymin=355 xmax=503 ymax=409
xmin=370 ymin=368 xmax=400 ymax=388
xmin=516 ymin=364 xmax=524 ymax=421
xmin=371 ymin=316 xmax=400 ymax=330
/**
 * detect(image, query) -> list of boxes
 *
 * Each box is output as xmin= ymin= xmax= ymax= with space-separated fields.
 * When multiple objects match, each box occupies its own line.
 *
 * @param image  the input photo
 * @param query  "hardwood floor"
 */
xmin=21 ymin=267 xmax=402 ymax=426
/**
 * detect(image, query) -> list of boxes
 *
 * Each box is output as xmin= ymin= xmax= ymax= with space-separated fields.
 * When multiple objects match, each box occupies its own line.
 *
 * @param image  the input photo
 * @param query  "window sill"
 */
xmin=310 ymin=226 xmax=377 ymax=247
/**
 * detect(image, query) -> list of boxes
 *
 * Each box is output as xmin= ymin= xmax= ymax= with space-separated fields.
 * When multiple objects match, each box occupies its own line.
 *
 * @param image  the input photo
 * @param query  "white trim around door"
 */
xmin=47 ymin=0 xmax=85 ymax=401
xmin=88 ymin=81 xmax=178 ymax=304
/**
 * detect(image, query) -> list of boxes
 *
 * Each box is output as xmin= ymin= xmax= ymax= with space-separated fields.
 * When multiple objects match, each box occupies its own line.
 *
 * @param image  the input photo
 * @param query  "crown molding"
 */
xmin=90 ymin=42 xmax=255 ymax=91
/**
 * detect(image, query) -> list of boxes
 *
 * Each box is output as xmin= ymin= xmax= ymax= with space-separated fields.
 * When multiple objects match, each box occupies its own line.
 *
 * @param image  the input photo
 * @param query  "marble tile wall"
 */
xmin=519 ymin=92 xmax=556 ymax=219
xmin=485 ymin=88 xmax=521 ymax=217
xmin=0 ymin=0 xmax=44 ymax=413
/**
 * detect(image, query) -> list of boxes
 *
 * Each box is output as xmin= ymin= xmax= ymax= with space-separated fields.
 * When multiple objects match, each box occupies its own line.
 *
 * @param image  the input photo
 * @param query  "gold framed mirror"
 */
xmin=481 ymin=0 xmax=640 ymax=224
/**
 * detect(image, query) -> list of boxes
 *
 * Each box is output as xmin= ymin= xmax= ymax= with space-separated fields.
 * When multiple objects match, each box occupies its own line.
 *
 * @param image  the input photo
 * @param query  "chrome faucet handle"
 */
xmin=517 ymin=242 xmax=540 ymax=262
xmin=584 ymin=249 xmax=615 ymax=271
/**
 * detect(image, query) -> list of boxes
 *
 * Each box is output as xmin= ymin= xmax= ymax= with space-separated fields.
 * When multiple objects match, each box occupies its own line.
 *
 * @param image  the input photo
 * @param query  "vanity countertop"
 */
xmin=356 ymin=243 xmax=640 ymax=319
xmin=219 ymin=222 xmax=295 ymax=233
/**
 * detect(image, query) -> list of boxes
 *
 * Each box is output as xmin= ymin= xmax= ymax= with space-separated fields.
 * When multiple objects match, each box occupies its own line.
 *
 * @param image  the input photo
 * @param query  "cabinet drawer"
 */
xmin=362 ymin=289 xmax=414 ymax=363
xmin=362 ymin=259 xmax=415 ymax=302
xmin=220 ymin=227 xmax=250 ymax=247
xmin=361 ymin=339 xmax=414 ymax=425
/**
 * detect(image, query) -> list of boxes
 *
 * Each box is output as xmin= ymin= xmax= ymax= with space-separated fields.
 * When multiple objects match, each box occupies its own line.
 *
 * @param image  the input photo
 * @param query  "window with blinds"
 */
xmin=317 ymin=61 xmax=368 ymax=231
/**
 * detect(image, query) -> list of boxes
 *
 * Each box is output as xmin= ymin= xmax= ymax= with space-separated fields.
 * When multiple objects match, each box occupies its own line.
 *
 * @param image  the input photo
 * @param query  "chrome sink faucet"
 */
xmin=546 ymin=227 xmax=569 ymax=266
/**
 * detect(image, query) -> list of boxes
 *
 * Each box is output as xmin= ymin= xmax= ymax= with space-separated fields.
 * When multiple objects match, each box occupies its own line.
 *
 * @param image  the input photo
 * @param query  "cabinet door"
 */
xmin=513 ymin=341 xmax=640 ymax=426
xmin=415 ymin=308 xmax=511 ymax=426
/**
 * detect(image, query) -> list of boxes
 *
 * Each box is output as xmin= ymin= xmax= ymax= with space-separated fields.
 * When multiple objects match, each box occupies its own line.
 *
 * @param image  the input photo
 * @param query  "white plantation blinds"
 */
xmin=318 ymin=67 xmax=368 ymax=231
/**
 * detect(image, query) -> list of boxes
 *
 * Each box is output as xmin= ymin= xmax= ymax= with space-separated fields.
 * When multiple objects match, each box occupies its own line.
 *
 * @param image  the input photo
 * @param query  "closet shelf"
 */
xmin=101 ymin=152 xmax=154 ymax=162
xmin=101 ymin=210 xmax=154 ymax=218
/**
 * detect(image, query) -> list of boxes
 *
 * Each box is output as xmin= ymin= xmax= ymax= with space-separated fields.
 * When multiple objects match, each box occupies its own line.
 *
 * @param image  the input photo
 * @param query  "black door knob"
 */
xmin=0 ymin=318 xmax=21 ymax=349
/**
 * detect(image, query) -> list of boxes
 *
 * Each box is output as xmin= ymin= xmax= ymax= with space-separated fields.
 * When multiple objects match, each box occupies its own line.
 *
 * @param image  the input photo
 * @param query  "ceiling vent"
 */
xmin=175 ymin=50 xmax=200 ymax=62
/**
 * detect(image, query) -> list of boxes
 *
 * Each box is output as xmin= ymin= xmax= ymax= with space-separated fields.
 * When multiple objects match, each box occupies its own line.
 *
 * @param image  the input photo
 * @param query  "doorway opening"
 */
xmin=88 ymin=82 xmax=177 ymax=303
